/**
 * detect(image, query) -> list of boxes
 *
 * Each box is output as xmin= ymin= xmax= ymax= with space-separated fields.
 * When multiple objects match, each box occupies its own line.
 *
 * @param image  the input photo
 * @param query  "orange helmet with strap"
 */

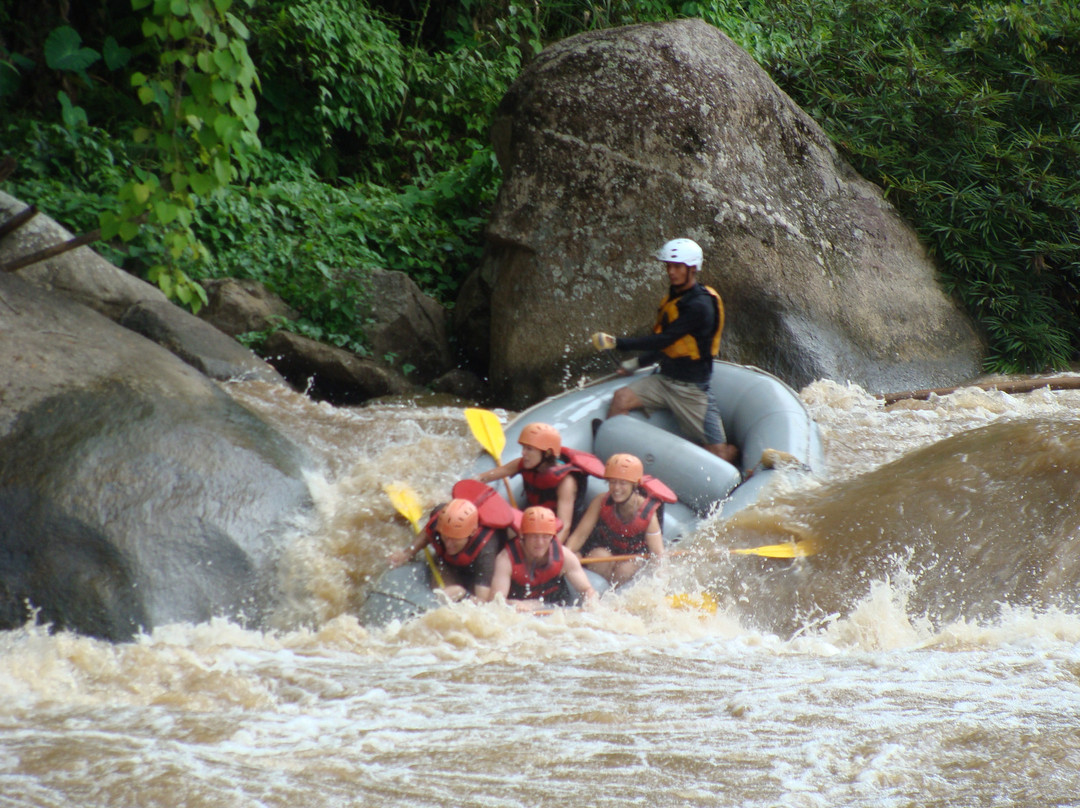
xmin=520 ymin=506 xmax=559 ymax=537
xmin=518 ymin=422 xmax=561 ymax=455
xmin=436 ymin=498 xmax=479 ymax=540
xmin=604 ymin=453 xmax=644 ymax=484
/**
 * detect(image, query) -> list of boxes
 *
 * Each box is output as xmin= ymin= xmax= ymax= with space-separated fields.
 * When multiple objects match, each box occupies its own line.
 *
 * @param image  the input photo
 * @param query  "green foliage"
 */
xmin=100 ymin=0 xmax=262 ymax=312
xmin=1 ymin=119 xmax=164 ymax=270
xmin=43 ymin=26 xmax=101 ymax=81
xmin=246 ymin=0 xmax=406 ymax=176
xmin=188 ymin=146 xmax=496 ymax=350
xmin=8 ymin=0 xmax=1077 ymax=373
xmin=700 ymin=0 xmax=1080 ymax=372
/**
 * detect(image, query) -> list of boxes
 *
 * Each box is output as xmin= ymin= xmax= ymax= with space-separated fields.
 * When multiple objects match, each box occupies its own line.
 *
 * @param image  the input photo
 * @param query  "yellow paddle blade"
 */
xmin=465 ymin=407 xmax=506 ymax=462
xmin=383 ymin=482 xmax=423 ymax=533
xmin=667 ymin=592 xmax=718 ymax=614
xmin=730 ymin=539 xmax=819 ymax=559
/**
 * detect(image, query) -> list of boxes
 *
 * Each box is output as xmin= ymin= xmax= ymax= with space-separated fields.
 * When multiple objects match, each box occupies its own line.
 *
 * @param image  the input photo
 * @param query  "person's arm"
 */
xmin=470 ymin=540 xmax=499 ymax=602
xmin=388 ymin=530 xmax=431 ymax=568
xmin=644 ymin=511 xmax=664 ymax=559
xmin=616 ymin=293 xmax=711 ymax=353
xmin=489 ymin=548 xmax=512 ymax=601
xmin=565 ymin=494 xmax=602 ymax=554
xmin=474 ymin=457 xmax=521 ymax=485
xmin=562 ymin=552 xmax=598 ymax=605
xmin=554 ymin=475 xmax=577 ymax=544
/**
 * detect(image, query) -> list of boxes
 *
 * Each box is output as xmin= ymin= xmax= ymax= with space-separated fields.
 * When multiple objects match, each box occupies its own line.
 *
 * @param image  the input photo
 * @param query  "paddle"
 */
xmin=578 ymin=540 xmax=818 ymax=564
xmin=383 ymin=482 xmax=444 ymax=589
xmin=729 ymin=540 xmax=818 ymax=559
xmin=667 ymin=592 xmax=718 ymax=614
xmin=464 ymin=407 xmax=518 ymax=508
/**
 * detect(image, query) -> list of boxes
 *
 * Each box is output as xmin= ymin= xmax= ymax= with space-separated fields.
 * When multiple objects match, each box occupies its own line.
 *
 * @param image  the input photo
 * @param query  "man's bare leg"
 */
xmin=706 ymin=442 xmax=739 ymax=465
xmin=608 ymin=386 xmax=645 ymax=418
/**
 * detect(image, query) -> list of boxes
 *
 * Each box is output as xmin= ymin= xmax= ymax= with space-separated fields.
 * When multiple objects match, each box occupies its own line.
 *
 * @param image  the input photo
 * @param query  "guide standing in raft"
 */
xmin=591 ymin=238 xmax=738 ymax=464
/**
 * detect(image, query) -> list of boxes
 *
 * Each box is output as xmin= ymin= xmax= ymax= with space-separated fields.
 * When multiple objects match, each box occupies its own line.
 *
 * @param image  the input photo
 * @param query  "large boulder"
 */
xmin=0 ymin=190 xmax=167 ymax=319
xmin=0 ymin=271 xmax=313 ymax=641
xmin=121 ymin=298 xmax=286 ymax=384
xmin=1 ymin=193 xmax=286 ymax=385
xmin=484 ymin=19 xmax=984 ymax=407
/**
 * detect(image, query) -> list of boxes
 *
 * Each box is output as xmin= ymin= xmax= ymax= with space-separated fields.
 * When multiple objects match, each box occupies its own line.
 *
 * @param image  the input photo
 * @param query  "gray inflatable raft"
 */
xmin=358 ymin=361 xmax=823 ymax=626
xmin=492 ymin=361 xmax=824 ymax=543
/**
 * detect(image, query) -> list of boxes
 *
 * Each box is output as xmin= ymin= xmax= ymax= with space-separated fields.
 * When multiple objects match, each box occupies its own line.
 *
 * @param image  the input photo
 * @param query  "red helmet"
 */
xmin=436 ymin=498 xmax=479 ymax=540
xmin=604 ymin=453 xmax=643 ymax=484
xmin=518 ymin=422 xmax=561 ymax=455
xmin=520 ymin=506 xmax=558 ymax=537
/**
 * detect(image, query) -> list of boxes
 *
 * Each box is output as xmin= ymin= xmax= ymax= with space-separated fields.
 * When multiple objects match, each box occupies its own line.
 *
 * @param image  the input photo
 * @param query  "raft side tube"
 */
xmin=593 ymin=415 xmax=741 ymax=514
xmin=356 ymin=562 xmax=440 ymax=627
xmin=712 ymin=365 xmax=816 ymax=462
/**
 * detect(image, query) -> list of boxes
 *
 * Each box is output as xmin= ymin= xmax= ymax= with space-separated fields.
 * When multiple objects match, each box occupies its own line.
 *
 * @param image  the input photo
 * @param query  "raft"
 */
xmin=358 ymin=361 xmax=823 ymax=626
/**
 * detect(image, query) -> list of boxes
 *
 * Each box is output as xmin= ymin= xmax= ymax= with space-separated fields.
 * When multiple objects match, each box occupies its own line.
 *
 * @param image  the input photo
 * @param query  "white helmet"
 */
xmin=656 ymin=238 xmax=703 ymax=270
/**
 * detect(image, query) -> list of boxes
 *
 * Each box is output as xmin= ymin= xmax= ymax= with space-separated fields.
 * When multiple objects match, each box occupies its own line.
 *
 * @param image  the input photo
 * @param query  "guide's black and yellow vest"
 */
xmin=653 ymin=284 xmax=724 ymax=384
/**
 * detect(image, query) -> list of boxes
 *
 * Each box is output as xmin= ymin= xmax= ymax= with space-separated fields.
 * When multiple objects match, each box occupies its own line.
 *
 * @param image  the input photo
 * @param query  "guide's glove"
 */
xmin=619 ymin=357 xmax=640 ymax=373
xmin=591 ymin=332 xmax=616 ymax=351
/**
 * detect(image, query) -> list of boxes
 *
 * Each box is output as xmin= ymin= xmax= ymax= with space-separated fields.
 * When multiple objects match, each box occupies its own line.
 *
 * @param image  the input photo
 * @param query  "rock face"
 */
xmin=121 ymin=298 xmax=286 ymax=384
xmin=484 ymin=19 xmax=984 ymax=407
xmin=363 ymin=268 xmax=454 ymax=385
xmin=262 ymin=330 xmax=422 ymax=403
xmin=0 ymin=272 xmax=313 ymax=641
xmin=0 ymin=190 xmax=168 ymax=320
xmin=0 ymin=192 xmax=286 ymax=385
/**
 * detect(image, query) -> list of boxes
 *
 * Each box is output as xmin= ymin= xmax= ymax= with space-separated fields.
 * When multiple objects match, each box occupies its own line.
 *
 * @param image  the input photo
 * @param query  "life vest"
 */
xmin=520 ymin=462 xmax=577 ymax=510
xmin=507 ymin=537 xmax=566 ymax=601
xmin=451 ymin=479 xmax=514 ymax=528
xmin=423 ymin=509 xmax=498 ymax=567
xmin=519 ymin=448 xmax=603 ymax=519
xmin=592 ymin=493 xmax=664 ymax=555
xmin=653 ymin=284 xmax=724 ymax=361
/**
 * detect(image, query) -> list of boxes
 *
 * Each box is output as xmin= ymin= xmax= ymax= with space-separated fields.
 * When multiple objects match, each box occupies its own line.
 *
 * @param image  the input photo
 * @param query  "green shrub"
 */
xmin=246 ymin=0 xmax=407 ymax=177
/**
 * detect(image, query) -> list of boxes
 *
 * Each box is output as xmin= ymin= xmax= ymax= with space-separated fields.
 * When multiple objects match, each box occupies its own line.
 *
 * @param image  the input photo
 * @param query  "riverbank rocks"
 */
xmin=0 ymin=190 xmax=168 ymax=320
xmin=363 ymin=268 xmax=454 ymax=385
xmin=262 ymin=330 xmax=423 ymax=403
xmin=0 ymin=191 xmax=287 ymax=385
xmin=199 ymin=277 xmax=298 ymax=337
xmin=483 ymin=19 xmax=984 ymax=407
xmin=0 ymin=271 xmax=313 ymax=641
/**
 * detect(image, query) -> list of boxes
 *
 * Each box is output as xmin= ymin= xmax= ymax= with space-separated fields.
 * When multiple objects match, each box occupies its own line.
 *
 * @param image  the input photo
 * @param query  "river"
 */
xmin=2 ymin=377 xmax=1079 ymax=807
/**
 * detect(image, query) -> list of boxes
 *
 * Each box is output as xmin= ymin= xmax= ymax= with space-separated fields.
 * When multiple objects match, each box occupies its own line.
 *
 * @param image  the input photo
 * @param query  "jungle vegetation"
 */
xmin=2 ymin=0 xmax=1078 ymax=371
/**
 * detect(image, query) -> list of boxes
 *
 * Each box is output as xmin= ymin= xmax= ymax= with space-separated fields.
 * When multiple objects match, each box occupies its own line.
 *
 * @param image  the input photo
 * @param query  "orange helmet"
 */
xmin=520 ymin=506 xmax=559 ymax=537
xmin=518 ymin=422 xmax=561 ymax=455
xmin=436 ymin=498 xmax=479 ymax=540
xmin=604 ymin=453 xmax=643 ymax=484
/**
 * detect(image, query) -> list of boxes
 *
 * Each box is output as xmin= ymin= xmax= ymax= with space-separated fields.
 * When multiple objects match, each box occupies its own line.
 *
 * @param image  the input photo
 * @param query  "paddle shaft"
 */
xmin=576 ymin=542 xmax=816 ymax=563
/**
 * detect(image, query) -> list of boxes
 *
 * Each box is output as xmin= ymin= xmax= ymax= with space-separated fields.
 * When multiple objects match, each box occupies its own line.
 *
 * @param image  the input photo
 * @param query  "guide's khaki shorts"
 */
xmin=627 ymin=373 xmax=726 ymax=445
